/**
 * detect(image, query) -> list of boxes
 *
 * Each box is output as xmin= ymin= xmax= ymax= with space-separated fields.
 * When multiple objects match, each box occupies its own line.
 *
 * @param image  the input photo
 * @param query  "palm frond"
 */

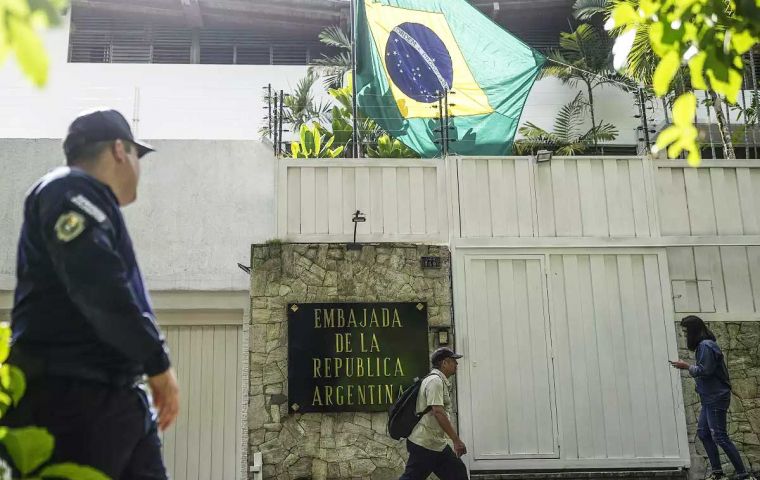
xmin=623 ymin=25 xmax=657 ymax=83
xmin=282 ymin=71 xmax=333 ymax=129
xmin=554 ymin=92 xmax=587 ymax=141
xmin=542 ymin=52 xmax=583 ymax=87
xmin=573 ymin=0 xmax=609 ymax=19
xmin=309 ymin=51 xmax=352 ymax=88
xmin=544 ymin=23 xmax=616 ymax=89
xmin=516 ymin=91 xmax=618 ymax=156
xmin=558 ymin=24 xmax=597 ymax=56
xmin=318 ymin=26 xmax=350 ymax=50
xmin=556 ymin=142 xmax=589 ymax=156
xmin=582 ymin=121 xmax=619 ymax=144
xmin=515 ymin=123 xmax=560 ymax=154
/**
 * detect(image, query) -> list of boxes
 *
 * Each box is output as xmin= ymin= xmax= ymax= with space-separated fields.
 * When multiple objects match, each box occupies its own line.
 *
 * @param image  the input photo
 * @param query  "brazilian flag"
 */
xmin=356 ymin=0 xmax=545 ymax=157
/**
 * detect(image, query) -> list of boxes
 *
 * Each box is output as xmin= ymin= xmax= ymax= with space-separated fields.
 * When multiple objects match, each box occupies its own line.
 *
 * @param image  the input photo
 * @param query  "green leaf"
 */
xmin=638 ymin=0 xmax=660 ymax=17
xmin=5 ymin=0 xmax=31 ymax=15
xmin=290 ymin=142 xmax=301 ymax=158
xmin=312 ymin=125 xmax=322 ymax=155
xmin=705 ymin=61 xmax=744 ymax=103
xmin=0 ymin=427 xmax=54 ymax=476
xmin=653 ymin=50 xmax=681 ymax=95
xmin=655 ymin=125 xmax=681 ymax=148
xmin=687 ymin=51 xmax=708 ymax=90
xmin=301 ymin=125 xmax=314 ymax=155
xmin=328 ymin=146 xmax=345 ymax=158
xmin=7 ymin=366 xmax=26 ymax=406
xmin=655 ymin=93 xmax=701 ymax=164
xmin=8 ymin=17 xmax=49 ymax=87
xmin=0 ymin=365 xmax=10 ymax=389
xmin=39 ymin=463 xmax=110 ymax=480
xmin=610 ymin=3 xmax=640 ymax=29
xmin=730 ymin=29 xmax=756 ymax=55
xmin=672 ymin=93 xmax=697 ymax=126
xmin=0 ymin=324 xmax=11 ymax=364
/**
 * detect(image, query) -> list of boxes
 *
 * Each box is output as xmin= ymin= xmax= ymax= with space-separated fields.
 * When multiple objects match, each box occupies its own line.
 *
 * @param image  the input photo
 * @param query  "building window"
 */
xmin=68 ymin=9 xmax=324 ymax=65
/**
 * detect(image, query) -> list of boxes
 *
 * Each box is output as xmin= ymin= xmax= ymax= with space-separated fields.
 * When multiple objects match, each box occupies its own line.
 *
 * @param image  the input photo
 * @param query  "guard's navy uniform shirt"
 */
xmin=12 ymin=167 xmax=170 ymax=384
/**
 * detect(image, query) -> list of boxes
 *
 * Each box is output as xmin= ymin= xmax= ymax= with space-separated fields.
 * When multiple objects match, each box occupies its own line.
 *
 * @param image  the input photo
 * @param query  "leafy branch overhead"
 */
xmin=0 ymin=0 xmax=68 ymax=86
xmin=607 ymin=0 xmax=760 ymax=163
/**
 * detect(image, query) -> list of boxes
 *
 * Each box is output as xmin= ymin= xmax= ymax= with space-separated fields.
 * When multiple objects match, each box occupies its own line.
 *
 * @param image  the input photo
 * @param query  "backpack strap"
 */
xmin=416 ymin=372 xmax=441 ymax=417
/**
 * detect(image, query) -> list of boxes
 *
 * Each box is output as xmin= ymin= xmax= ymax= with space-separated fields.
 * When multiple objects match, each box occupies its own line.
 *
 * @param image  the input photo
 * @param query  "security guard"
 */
xmin=3 ymin=109 xmax=180 ymax=479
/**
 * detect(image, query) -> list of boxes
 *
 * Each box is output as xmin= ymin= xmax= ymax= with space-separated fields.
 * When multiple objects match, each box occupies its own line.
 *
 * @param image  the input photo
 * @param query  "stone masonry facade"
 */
xmin=248 ymin=243 xmax=453 ymax=480
xmin=677 ymin=322 xmax=760 ymax=480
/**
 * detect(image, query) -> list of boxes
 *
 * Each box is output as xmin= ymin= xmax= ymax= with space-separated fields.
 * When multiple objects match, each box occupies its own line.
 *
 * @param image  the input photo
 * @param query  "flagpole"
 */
xmin=350 ymin=0 xmax=360 ymax=158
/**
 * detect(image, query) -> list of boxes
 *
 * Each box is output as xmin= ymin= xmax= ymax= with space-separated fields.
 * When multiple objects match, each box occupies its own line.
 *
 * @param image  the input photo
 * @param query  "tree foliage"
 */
xmin=607 ymin=0 xmax=760 ymax=163
xmin=308 ymin=26 xmax=352 ymax=89
xmin=0 ymin=323 xmax=108 ymax=479
xmin=538 ymin=20 xmax=635 ymax=150
xmin=366 ymin=134 xmax=418 ymax=158
xmin=289 ymin=123 xmax=345 ymax=158
xmin=515 ymin=92 xmax=618 ymax=155
xmin=0 ymin=0 xmax=68 ymax=86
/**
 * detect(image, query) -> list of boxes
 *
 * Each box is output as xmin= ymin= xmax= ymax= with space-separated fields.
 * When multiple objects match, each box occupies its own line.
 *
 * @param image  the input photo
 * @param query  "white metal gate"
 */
xmin=158 ymin=312 xmax=244 ymax=480
xmin=459 ymin=255 xmax=559 ymax=461
xmin=455 ymin=250 xmax=689 ymax=471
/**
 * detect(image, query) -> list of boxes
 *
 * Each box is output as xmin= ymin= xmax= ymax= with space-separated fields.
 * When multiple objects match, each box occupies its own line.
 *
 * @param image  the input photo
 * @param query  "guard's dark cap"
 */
xmin=431 ymin=347 xmax=463 ymax=365
xmin=63 ymin=109 xmax=155 ymax=161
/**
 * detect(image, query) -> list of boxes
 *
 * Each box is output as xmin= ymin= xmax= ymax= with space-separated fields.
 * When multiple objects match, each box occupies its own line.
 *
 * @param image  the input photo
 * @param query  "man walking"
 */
xmin=3 ymin=109 xmax=180 ymax=479
xmin=400 ymin=347 xmax=469 ymax=480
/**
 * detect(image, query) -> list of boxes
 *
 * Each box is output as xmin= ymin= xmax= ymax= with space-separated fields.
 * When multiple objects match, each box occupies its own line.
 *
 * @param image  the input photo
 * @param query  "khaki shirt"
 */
xmin=408 ymin=369 xmax=453 ymax=452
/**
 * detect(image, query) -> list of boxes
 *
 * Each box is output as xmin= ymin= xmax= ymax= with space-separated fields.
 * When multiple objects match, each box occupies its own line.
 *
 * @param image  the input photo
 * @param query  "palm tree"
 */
xmin=259 ymin=70 xmax=331 ymax=138
xmin=284 ymin=71 xmax=332 ymax=128
xmin=541 ymin=23 xmax=632 ymax=146
xmin=573 ymin=0 xmax=738 ymax=158
xmin=515 ymin=92 xmax=618 ymax=155
xmin=308 ymin=26 xmax=351 ymax=89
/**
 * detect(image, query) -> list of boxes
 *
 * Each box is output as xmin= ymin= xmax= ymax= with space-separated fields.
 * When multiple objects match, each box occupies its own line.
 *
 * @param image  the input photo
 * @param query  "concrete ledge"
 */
xmin=472 ymin=469 xmax=687 ymax=480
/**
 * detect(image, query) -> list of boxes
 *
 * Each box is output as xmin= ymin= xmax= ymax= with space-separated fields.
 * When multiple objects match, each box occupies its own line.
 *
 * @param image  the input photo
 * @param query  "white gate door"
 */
xmin=158 ymin=312 xmax=244 ymax=480
xmin=459 ymin=255 xmax=559 ymax=461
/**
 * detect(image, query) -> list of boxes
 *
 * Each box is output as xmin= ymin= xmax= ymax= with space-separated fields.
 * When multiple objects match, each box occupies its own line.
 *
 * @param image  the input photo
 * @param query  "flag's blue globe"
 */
xmin=385 ymin=22 xmax=453 ymax=104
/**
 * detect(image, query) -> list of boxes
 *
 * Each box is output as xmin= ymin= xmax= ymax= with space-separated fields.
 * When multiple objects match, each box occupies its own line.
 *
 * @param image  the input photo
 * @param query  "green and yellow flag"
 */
xmin=356 ymin=0 xmax=545 ymax=157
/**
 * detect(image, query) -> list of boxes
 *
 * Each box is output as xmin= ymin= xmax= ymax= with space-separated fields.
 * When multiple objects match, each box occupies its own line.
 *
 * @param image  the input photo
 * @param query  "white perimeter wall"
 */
xmin=0 ymin=139 xmax=276 ymax=291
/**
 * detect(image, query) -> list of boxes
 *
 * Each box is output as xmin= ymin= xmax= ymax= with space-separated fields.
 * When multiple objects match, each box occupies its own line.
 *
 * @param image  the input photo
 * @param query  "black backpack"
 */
xmin=387 ymin=373 xmax=436 ymax=440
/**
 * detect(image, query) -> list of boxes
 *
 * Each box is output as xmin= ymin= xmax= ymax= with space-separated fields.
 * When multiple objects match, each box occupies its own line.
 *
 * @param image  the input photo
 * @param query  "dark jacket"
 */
xmin=688 ymin=339 xmax=731 ymax=404
xmin=11 ymin=167 xmax=170 ymax=385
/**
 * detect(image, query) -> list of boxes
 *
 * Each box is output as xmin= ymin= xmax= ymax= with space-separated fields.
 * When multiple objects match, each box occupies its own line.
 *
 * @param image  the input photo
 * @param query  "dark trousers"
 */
xmin=0 ymin=376 xmax=167 ymax=480
xmin=697 ymin=394 xmax=748 ymax=478
xmin=399 ymin=440 xmax=469 ymax=480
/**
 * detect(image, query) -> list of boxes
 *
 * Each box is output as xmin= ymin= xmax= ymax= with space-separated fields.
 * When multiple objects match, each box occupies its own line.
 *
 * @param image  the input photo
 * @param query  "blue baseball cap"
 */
xmin=63 ymin=109 xmax=155 ymax=161
xmin=431 ymin=347 xmax=463 ymax=364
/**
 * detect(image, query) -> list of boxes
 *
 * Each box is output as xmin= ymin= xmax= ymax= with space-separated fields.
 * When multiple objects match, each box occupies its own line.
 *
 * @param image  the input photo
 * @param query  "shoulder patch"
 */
xmin=70 ymin=194 xmax=107 ymax=223
xmin=55 ymin=211 xmax=87 ymax=242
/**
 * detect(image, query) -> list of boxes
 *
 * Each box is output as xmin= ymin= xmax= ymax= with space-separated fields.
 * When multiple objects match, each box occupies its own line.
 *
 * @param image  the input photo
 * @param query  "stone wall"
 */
xmin=248 ymin=243 xmax=453 ymax=480
xmin=677 ymin=322 xmax=760 ymax=479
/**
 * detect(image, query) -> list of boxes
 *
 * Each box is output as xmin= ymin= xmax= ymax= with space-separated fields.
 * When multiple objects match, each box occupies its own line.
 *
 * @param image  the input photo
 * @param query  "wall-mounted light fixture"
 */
xmin=534 ymin=150 xmax=553 ymax=164
xmin=347 ymin=210 xmax=366 ymax=251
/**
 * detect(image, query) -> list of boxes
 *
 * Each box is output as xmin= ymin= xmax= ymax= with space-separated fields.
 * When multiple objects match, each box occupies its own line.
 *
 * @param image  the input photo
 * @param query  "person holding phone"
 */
xmin=670 ymin=315 xmax=756 ymax=480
